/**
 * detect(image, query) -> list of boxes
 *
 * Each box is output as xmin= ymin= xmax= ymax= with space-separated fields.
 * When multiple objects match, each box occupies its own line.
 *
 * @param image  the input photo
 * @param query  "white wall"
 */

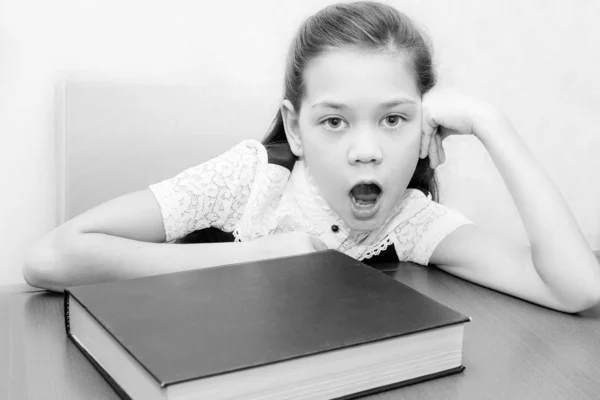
xmin=1 ymin=0 xmax=599 ymax=285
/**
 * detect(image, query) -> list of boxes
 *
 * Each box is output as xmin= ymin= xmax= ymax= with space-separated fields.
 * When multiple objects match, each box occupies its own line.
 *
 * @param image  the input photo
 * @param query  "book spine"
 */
xmin=63 ymin=290 xmax=71 ymax=335
xmin=63 ymin=295 xmax=136 ymax=400
xmin=69 ymin=335 xmax=134 ymax=400
xmin=332 ymin=365 xmax=466 ymax=400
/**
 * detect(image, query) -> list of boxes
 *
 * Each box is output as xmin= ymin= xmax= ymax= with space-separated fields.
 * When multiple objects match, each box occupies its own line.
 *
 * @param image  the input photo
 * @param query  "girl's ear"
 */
xmin=281 ymin=99 xmax=303 ymax=157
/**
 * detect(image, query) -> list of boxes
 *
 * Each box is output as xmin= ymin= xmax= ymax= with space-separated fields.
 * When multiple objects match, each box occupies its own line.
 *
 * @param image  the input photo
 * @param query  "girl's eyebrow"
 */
xmin=311 ymin=98 xmax=416 ymax=110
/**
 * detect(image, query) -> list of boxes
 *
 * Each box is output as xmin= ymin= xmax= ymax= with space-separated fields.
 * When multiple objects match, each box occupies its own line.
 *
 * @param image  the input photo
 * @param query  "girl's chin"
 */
xmin=347 ymin=222 xmax=381 ymax=233
xmin=343 ymin=212 xmax=386 ymax=232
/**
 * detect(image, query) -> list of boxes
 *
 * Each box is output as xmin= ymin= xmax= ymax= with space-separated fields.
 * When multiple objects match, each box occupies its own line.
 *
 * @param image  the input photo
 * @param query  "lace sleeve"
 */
xmin=148 ymin=140 xmax=267 ymax=243
xmin=393 ymin=195 xmax=475 ymax=266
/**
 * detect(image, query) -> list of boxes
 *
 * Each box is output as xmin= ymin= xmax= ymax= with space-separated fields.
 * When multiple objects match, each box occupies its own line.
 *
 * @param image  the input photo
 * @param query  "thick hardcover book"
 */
xmin=64 ymin=250 xmax=470 ymax=400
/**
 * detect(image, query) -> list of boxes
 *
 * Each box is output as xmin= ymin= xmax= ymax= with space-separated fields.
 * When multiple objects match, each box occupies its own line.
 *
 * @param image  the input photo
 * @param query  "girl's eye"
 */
xmin=383 ymin=115 xmax=404 ymax=128
xmin=322 ymin=117 xmax=347 ymax=130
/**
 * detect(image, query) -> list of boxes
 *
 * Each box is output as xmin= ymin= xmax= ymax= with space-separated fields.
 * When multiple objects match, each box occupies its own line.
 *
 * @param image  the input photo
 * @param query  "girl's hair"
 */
xmin=262 ymin=1 xmax=438 ymax=201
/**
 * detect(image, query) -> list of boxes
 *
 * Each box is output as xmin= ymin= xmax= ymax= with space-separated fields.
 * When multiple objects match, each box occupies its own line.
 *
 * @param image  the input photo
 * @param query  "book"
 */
xmin=64 ymin=249 xmax=470 ymax=400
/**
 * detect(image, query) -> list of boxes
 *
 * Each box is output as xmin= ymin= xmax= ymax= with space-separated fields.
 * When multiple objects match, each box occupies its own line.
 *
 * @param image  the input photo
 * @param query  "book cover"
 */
xmin=65 ymin=249 xmax=469 ymax=396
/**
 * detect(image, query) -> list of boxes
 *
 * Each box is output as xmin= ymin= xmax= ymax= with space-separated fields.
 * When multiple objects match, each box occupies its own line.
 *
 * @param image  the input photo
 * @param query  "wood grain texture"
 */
xmin=1 ymin=263 xmax=599 ymax=400
xmin=0 ymin=292 xmax=121 ymax=400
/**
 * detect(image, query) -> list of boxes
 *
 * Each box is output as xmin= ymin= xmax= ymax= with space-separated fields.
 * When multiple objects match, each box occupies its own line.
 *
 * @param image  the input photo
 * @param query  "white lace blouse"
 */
xmin=149 ymin=139 xmax=474 ymax=265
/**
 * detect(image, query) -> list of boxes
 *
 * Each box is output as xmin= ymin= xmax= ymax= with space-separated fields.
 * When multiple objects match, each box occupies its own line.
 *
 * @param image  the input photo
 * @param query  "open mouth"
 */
xmin=350 ymin=183 xmax=382 ymax=206
xmin=349 ymin=182 xmax=382 ymax=220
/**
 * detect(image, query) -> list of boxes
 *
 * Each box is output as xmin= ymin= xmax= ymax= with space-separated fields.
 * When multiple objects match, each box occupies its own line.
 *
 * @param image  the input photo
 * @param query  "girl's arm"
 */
xmin=422 ymin=90 xmax=600 ymax=313
xmin=24 ymin=189 xmax=324 ymax=292
xmin=23 ymin=189 xmax=255 ymax=291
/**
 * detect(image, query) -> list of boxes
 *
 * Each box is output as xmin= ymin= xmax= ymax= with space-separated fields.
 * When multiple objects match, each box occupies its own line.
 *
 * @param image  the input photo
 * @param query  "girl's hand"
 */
xmin=420 ymin=89 xmax=507 ymax=168
xmin=421 ymin=89 xmax=600 ymax=313
xmin=249 ymin=232 xmax=328 ymax=260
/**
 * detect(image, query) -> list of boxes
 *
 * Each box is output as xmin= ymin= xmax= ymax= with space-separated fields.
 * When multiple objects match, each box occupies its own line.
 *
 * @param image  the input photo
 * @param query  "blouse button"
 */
xmin=331 ymin=225 xmax=339 ymax=233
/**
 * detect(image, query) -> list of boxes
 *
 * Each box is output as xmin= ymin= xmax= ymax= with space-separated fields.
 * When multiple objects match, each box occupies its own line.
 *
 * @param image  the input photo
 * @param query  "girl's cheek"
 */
xmin=407 ymin=119 xmax=423 ymax=144
xmin=394 ymin=121 xmax=421 ymax=146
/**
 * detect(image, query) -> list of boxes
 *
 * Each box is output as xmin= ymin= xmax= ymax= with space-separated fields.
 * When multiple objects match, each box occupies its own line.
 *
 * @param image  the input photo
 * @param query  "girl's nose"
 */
xmin=348 ymin=131 xmax=383 ymax=165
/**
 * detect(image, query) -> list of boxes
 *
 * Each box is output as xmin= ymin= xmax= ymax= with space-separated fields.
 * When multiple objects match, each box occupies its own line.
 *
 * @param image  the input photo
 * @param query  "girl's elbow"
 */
xmin=555 ymin=264 xmax=600 ymax=314
xmin=572 ymin=270 xmax=600 ymax=312
xmin=575 ymin=291 xmax=600 ymax=313
xmin=23 ymin=237 xmax=70 ymax=292
xmin=558 ymin=291 xmax=600 ymax=314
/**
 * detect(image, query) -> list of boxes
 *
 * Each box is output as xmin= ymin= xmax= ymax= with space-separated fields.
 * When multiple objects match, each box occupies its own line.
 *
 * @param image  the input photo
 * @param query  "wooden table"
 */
xmin=2 ymin=262 xmax=599 ymax=400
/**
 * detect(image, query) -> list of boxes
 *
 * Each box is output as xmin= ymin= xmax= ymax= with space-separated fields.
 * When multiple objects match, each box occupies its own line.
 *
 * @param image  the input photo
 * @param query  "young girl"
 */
xmin=24 ymin=1 xmax=599 ymax=313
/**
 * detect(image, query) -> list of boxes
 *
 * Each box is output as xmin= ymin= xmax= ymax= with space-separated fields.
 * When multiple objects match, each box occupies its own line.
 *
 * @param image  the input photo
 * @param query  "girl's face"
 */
xmin=285 ymin=48 xmax=422 ymax=232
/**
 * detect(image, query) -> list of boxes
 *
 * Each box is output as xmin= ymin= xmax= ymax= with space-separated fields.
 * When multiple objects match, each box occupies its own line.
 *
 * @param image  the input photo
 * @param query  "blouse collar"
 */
xmin=287 ymin=159 xmax=419 ymax=241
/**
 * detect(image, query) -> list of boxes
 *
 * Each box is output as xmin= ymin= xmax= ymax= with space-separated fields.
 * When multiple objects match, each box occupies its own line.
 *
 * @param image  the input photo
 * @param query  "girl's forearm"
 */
xmin=478 ymin=116 xmax=600 ymax=303
xmin=24 ymin=233 xmax=260 ymax=292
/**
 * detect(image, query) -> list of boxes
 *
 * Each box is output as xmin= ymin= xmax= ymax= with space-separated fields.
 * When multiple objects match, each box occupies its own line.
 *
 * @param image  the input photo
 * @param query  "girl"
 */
xmin=24 ymin=1 xmax=600 ymax=313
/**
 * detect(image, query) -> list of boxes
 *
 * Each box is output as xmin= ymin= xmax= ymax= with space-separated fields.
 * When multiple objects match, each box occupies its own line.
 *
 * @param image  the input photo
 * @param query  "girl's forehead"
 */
xmin=302 ymin=48 xmax=420 ymax=105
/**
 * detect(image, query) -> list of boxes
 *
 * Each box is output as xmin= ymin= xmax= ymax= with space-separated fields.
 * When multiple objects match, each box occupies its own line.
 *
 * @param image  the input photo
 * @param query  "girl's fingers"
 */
xmin=420 ymin=128 xmax=432 ymax=159
xmin=436 ymin=134 xmax=446 ymax=165
xmin=310 ymin=236 xmax=328 ymax=251
xmin=438 ymin=126 xmax=452 ymax=141
xmin=429 ymin=131 xmax=439 ymax=169
xmin=420 ymin=114 xmax=437 ymax=159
